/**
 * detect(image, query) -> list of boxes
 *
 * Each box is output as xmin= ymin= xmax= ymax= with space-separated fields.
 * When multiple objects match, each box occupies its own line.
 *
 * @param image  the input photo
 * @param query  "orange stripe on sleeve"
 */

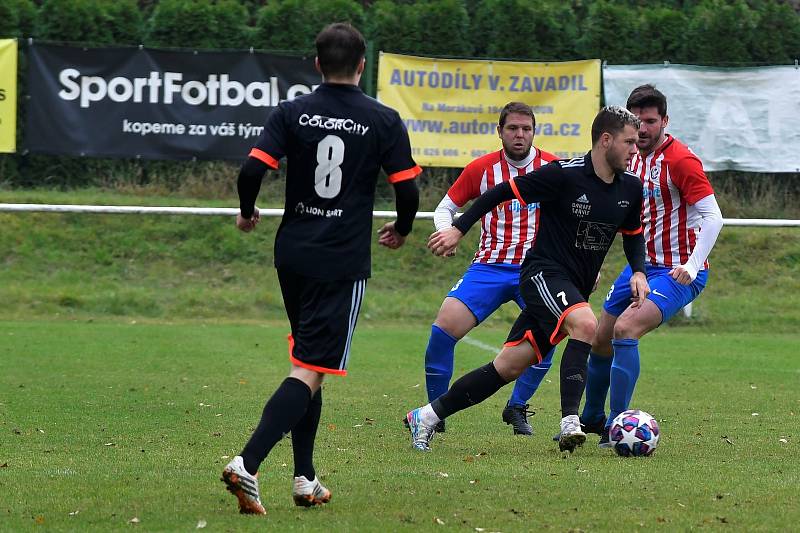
xmin=249 ymin=148 xmax=279 ymax=169
xmin=620 ymin=226 xmax=643 ymax=236
xmin=508 ymin=178 xmax=525 ymax=204
xmin=387 ymin=165 xmax=422 ymax=184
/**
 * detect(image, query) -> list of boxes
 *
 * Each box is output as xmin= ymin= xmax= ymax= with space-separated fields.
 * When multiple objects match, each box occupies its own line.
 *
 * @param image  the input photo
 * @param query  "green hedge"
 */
xmin=1 ymin=0 xmax=799 ymax=187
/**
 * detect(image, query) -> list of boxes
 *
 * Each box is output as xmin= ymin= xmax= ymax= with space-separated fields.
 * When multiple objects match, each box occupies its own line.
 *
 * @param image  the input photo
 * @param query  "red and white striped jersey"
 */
xmin=447 ymin=147 xmax=557 ymax=264
xmin=628 ymin=135 xmax=715 ymax=269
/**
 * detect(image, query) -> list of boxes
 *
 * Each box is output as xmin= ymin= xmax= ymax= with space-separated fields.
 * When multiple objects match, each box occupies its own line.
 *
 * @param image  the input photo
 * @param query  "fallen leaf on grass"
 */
xmin=0 ymin=463 xmax=7 ymax=468
xmin=434 ymin=517 xmax=445 ymax=525
xmin=196 ymin=519 xmax=207 ymax=529
xmin=353 ymin=424 xmax=363 ymax=428
xmin=751 ymin=413 xmax=759 ymax=416
xmin=437 ymin=472 xmax=449 ymax=478
xmin=34 ymin=516 xmax=45 ymax=525
xmin=69 ymin=511 xmax=79 ymax=516
xmin=104 ymin=443 xmax=115 ymax=447
xmin=129 ymin=517 xmax=140 ymax=524
xmin=327 ymin=424 xmax=336 ymax=431
xmin=779 ymin=438 xmax=788 ymax=443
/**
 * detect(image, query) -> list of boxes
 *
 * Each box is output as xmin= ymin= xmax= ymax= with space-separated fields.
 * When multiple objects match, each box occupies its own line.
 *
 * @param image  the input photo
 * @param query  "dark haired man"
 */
xmin=222 ymin=22 xmax=421 ymax=514
xmin=405 ymin=106 xmax=649 ymax=453
xmin=581 ymin=85 xmax=723 ymax=446
xmin=420 ymin=102 xmax=558 ymax=437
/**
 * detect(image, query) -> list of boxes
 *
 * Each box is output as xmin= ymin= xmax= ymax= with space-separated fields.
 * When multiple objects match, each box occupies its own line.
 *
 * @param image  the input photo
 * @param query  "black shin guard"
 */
xmin=292 ymin=388 xmax=322 ymax=480
xmin=240 ymin=377 xmax=312 ymax=475
xmin=431 ymin=362 xmax=508 ymax=419
xmin=560 ymin=339 xmax=592 ymax=417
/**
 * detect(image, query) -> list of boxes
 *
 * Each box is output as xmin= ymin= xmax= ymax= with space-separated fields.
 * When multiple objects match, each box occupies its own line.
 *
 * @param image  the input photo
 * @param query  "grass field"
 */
xmin=1 ymin=188 xmax=799 ymax=331
xmin=1 ymin=320 xmax=797 ymax=531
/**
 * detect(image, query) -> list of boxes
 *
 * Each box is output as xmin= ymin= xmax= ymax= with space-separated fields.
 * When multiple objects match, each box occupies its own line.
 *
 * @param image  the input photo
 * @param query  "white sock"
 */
xmin=419 ymin=404 xmax=441 ymax=426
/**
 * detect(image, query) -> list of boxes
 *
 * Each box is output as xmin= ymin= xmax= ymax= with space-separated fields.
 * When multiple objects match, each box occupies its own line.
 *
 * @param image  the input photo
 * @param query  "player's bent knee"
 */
xmin=433 ymin=305 xmax=476 ymax=339
xmin=570 ymin=317 xmax=598 ymax=343
xmin=613 ymin=315 xmax=644 ymax=340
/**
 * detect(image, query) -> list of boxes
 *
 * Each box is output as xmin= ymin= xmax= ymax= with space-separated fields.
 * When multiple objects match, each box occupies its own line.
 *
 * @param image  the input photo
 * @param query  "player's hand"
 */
xmin=428 ymin=227 xmax=463 ymax=256
xmin=629 ymin=271 xmax=650 ymax=308
xmin=592 ymin=272 xmax=601 ymax=293
xmin=445 ymin=245 xmax=458 ymax=257
xmin=236 ymin=207 xmax=260 ymax=233
xmin=377 ymin=221 xmax=406 ymax=249
xmin=669 ymin=265 xmax=695 ymax=286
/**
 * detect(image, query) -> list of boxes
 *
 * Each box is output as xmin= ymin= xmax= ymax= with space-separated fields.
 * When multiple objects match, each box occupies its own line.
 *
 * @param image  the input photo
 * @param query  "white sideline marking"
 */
xmin=461 ymin=336 xmax=498 ymax=353
xmin=0 ymin=204 xmax=798 ymax=226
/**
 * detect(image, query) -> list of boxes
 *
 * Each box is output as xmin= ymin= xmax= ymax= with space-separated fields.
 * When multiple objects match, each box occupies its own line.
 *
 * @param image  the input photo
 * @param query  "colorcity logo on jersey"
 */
xmin=298 ymin=114 xmax=370 ymax=136
xmin=57 ymin=69 xmax=319 ymax=109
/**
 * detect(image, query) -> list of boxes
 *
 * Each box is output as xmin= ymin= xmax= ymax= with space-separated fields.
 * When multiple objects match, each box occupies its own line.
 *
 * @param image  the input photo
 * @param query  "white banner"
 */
xmin=603 ymin=64 xmax=800 ymax=172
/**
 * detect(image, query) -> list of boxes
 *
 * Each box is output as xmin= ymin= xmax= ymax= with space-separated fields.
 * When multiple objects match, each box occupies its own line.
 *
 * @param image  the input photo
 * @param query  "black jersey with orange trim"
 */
xmin=251 ymin=83 xmax=421 ymax=280
xmin=508 ymin=152 xmax=643 ymax=296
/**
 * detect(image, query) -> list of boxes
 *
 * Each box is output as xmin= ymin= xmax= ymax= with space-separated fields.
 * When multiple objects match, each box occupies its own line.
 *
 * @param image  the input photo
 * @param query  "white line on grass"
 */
xmin=461 ymin=336 xmax=499 ymax=353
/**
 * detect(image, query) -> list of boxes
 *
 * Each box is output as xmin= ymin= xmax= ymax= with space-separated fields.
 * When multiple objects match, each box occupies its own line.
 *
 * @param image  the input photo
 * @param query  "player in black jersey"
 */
xmin=405 ymin=106 xmax=649 ymax=454
xmin=222 ymin=23 xmax=421 ymax=514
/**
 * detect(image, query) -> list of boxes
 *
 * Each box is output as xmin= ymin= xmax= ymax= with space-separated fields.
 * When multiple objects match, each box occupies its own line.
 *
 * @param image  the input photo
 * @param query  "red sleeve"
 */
xmin=537 ymin=148 xmax=559 ymax=164
xmin=670 ymin=155 xmax=714 ymax=205
xmin=446 ymin=160 xmax=484 ymax=207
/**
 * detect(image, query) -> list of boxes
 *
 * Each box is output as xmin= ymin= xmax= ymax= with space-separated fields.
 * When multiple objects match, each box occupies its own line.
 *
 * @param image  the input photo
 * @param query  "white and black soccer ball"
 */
xmin=608 ymin=409 xmax=660 ymax=457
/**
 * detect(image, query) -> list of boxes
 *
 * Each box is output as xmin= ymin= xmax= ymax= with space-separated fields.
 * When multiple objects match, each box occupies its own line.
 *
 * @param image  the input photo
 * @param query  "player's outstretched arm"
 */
xmin=378 ymin=179 xmax=419 ymax=249
xmin=670 ymin=194 xmax=723 ymax=285
xmin=451 ymin=180 xmax=514 ymax=234
xmin=236 ymin=157 xmax=268 ymax=233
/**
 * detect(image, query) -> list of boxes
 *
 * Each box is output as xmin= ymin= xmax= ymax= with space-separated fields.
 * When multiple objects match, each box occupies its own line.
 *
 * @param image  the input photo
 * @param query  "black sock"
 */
xmin=560 ymin=339 xmax=592 ymax=417
xmin=431 ymin=362 xmax=508 ymax=419
xmin=240 ymin=377 xmax=312 ymax=475
xmin=292 ymin=388 xmax=322 ymax=480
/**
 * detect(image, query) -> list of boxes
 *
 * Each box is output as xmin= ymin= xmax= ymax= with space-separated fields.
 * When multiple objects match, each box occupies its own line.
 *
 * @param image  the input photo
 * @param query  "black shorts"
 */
xmin=277 ymin=268 xmax=367 ymax=376
xmin=505 ymin=265 xmax=588 ymax=361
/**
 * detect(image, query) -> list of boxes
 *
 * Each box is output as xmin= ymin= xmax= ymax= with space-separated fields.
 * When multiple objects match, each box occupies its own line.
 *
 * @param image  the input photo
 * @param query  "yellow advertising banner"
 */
xmin=0 ymin=39 xmax=17 ymax=153
xmin=377 ymin=53 xmax=601 ymax=168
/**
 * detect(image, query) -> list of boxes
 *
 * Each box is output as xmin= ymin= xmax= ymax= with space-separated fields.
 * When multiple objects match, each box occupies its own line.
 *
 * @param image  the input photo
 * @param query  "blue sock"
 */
xmin=607 ymin=338 xmax=640 ymax=428
xmin=507 ymin=347 xmax=554 ymax=407
xmin=424 ymin=324 xmax=457 ymax=403
xmin=581 ymin=352 xmax=613 ymax=423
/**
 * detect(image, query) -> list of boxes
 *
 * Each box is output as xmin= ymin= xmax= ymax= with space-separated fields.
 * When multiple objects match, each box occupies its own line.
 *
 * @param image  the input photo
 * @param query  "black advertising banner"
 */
xmin=26 ymin=43 xmax=320 ymax=160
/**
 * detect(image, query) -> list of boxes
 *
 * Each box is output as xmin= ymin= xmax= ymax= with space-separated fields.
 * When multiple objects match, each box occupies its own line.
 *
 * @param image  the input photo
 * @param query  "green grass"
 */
xmin=1 ymin=188 xmax=799 ymax=331
xmin=1 ymin=321 xmax=798 ymax=531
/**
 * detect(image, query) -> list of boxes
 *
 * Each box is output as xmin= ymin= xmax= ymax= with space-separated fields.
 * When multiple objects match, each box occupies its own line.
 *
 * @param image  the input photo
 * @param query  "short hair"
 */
xmin=591 ymin=105 xmax=641 ymax=144
xmin=314 ymin=23 xmax=366 ymax=78
xmin=498 ymin=102 xmax=535 ymax=128
xmin=626 ymin=84 xmax=667 ymax=117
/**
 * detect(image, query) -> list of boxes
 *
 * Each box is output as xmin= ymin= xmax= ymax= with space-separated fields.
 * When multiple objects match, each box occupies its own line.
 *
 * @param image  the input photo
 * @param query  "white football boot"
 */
xmin=221 ymin=456 xmax=266 ymax=515
xmin=293 ymin=475 xmax=332 ymax=506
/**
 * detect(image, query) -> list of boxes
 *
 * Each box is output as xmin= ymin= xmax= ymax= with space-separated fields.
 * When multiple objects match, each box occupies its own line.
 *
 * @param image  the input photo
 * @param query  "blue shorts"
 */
xmin=447 ymin=263 xmax=524 ymax=323
xmin=603 ymin=265 xmax=708 ymax=324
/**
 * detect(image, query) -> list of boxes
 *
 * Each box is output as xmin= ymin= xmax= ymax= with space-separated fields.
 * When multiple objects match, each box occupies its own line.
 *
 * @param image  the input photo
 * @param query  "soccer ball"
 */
xmin=608 ymin=409 xmax=660 ymax=457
